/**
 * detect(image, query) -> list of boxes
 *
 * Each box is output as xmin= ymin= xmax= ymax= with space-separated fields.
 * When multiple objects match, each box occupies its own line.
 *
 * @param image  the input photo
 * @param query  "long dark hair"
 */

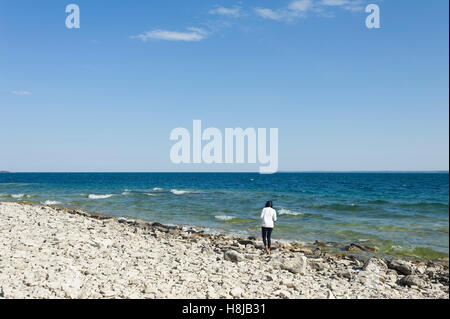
xmin=265 ymin=201 xmax=273 ymax=208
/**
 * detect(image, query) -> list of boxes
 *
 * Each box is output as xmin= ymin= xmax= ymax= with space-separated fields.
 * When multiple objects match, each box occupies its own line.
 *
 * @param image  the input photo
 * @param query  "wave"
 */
xmin=170 ymin=189 xmax=196 ymax=195
xmin=88 ymin=194 xmax=114 ymax=199
xmin=117 ymin=216 xmax=135 ymax=223
xmin=11 ymin=194 xmax=31 ymax=199
xmin=120 ymin=189 xmax=158 ymax=197
xmin=214 ymin=215 xmax=252 ymax=224
xmin=121 ymin=188 xmax=163 ymax=195
xmin=42 ymin=200 xmax=61 ymax=205
xmin=278 ymin=208 xmax=304 ymax=216
xmin=215 ymin=215 xmax=236 ymax=221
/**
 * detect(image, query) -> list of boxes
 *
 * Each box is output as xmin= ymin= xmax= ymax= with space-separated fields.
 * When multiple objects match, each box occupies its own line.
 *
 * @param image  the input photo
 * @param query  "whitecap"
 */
xmin=11 ymin=194 xmax=25 ymax=199
xmin=42 ymin=200 xmax=61 ymax=205
xmin=152 ymin=187 xmax=163 ymax=191
xmin=278 ymin=208 xmax=304 ymax=216
xmin=170 ymin=189 xmax=189 ymax=195
xmin=117 ymin=217 xmax=129 ymax=223
xmin=121 ymin=188 xmax=132 ymax=195
xmin=146 ymin=193 xmax=157 ymax=196
xmin=215 ymin=215 xmax=236 ymax=221
xmin=88 ymin=194 xmax=114 ymax=199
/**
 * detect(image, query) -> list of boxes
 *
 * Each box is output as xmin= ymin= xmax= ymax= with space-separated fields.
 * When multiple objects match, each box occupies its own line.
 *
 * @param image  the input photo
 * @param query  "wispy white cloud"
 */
xmin=131 ymin=27 xmax=207 ymax=42
xmin=321 ymin=0 xmax=349 ymax=6
xmin=132 ymin=5 xmax=244 ymax=44
xmin=255 ymin=0 xmax=313 ymax=21
xmin=255 ymin=0 xmax=366 ymax=22
xmin=254 ymin=8 xmax=285 ymax=21
xmin=288 ymin=0 xmax=313 ymax=12
xmin=11 ymin=90 xmax=31 ymax=95
xmin=209 ymin=6 xmax=243 ymax=17
xmin=321 ymin=0 xmax=365 ymax=12
xmin=132 ymin=1 xmax=368 ymax=43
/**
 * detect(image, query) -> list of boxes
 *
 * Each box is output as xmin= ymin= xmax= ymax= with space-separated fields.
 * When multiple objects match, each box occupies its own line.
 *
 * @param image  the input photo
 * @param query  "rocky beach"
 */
xmin=0 ymin=201 xmax=448 ymax=299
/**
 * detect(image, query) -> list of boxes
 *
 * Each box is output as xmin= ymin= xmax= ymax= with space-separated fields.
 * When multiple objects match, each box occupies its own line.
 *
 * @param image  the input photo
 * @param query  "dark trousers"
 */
xmin=261 ymin=227 xmax=273 ymax=248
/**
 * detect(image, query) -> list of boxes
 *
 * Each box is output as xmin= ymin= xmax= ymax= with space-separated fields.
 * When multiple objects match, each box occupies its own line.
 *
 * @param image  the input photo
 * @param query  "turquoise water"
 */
xmin=0 ymin=172 xmax=448 ymax=260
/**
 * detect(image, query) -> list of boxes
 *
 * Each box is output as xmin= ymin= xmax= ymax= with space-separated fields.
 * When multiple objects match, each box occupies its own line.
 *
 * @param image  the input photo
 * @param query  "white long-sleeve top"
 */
xmin=260 ymin=207 xmax=277 ymax=228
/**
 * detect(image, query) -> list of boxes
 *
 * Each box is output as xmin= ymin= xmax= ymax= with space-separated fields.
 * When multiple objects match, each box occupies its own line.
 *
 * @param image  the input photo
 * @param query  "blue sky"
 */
xmin=0 ymin=0 xmax=448 ymax=172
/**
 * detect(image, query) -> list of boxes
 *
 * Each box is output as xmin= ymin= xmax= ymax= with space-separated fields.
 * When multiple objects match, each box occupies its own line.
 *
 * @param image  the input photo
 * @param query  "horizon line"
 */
xmin=1 ymin=170 xmax=449 ymax=174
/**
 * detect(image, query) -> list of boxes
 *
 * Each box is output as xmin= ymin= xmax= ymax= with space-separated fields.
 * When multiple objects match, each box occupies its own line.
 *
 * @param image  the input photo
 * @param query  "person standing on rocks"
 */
xmin=261 ymin=201 xmax=277 ymax=255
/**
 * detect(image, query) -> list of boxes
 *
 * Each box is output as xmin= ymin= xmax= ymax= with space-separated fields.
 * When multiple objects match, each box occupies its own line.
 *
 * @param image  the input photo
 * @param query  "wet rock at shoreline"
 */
xmin=314 ymin=240 xmax=327 ymax=247
xmin=345 ymin=243 xmax=378 ymax=253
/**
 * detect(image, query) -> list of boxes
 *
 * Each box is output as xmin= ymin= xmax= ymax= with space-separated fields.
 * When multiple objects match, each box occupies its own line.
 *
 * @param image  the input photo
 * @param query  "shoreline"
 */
xmin=20 ymin=200 xmax=449 ymax=263
xmin=1 ymin=201 xmax=448 ymax=299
